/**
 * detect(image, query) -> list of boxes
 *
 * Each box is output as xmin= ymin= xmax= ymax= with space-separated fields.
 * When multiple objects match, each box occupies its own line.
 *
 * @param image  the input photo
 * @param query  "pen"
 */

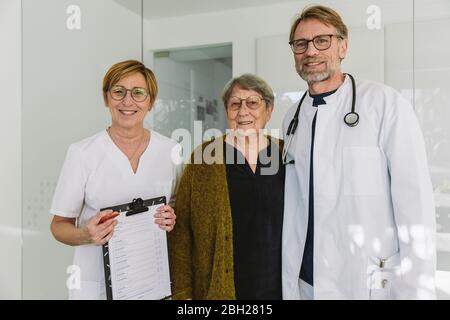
xmin=99 ymin=212 xmax=119 ymax=224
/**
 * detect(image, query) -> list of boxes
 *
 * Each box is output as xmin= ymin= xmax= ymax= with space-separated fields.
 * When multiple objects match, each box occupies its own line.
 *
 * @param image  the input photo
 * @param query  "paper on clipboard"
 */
xmin=102 ymin=197 xmax=171 ymax=300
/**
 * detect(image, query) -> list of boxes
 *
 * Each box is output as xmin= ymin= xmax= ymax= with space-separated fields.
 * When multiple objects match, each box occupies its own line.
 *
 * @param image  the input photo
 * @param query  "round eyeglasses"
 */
xmin=289 ymin=34 xmax=343 ymax=54
xmin=109 ymin=85 xmax=149 ymax=102
xmin=227 ymin=95 xmax=266 ymax=111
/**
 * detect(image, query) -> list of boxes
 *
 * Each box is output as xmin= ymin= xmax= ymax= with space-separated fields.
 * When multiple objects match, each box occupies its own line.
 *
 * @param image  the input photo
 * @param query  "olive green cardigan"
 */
xmin=168 ymin=136 xmax=282 ymax=300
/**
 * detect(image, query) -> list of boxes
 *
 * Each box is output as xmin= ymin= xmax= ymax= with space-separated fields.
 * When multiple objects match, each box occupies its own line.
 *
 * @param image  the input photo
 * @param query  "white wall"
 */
xmin=0 ymin=0 xmax=22 ymax=300
xmin=143 ymin=0 xmax=421 ymax=76
xmin=414 ymin=17 xmax=450 ymax=299
xmin=143 ymin=0 xmax=449 ymax=138
xmin=143 ymin=0 xmax=413 ymax=132
xmin=144 ymin=2 xmax=298 ymax=76
xmin=21 ymin=0 xmax=143 ymax=299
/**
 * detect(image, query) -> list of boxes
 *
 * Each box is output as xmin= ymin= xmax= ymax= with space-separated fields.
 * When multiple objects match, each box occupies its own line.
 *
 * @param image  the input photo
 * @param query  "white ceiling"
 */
xmin=141 ymin=0 xmax=299 ymax=19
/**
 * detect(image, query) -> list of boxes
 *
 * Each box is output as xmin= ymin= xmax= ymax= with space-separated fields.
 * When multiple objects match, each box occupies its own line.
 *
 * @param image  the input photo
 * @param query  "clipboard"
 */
xmin=101 ymin=196 xmax=172 ymax=300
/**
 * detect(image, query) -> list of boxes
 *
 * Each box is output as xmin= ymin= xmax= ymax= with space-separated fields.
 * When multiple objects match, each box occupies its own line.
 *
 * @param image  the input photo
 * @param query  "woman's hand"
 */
xmin=83 ymin=209 xmax=119 ymax=245
xmin=154 ymin=205 xmax=176 ymax=232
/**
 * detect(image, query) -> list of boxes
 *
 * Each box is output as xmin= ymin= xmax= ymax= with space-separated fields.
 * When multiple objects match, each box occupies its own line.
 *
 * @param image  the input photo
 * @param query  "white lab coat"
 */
xmin=282 ymin=76 xmax=437 ymax=300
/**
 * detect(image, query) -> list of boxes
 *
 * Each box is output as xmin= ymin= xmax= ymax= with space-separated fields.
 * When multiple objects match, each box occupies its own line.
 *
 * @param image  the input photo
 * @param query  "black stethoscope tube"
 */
xmin=282 ymin=73 xmax=358 ymax=165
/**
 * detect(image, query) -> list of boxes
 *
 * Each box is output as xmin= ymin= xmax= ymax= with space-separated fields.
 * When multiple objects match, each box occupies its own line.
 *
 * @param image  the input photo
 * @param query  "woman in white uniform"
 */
xmin=50 ymin=60 xmax=181 ymax=299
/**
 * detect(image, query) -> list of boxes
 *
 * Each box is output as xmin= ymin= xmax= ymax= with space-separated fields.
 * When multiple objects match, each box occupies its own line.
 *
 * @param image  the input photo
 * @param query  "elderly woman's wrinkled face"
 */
xmin=106 ymin=72 xmax=152 ymax=130
xmin=226 ymin=86 xmax=273 ymax=134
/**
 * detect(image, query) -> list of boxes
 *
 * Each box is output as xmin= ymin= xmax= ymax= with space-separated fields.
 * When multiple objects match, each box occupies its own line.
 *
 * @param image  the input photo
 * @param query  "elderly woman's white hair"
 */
xmin=222 ymin=73 xmax=275 ymax=108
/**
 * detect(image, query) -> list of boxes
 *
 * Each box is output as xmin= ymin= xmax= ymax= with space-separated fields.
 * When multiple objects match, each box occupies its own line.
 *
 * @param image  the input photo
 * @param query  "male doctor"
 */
xmin=282 ymin=5 xmax=436 ymax=299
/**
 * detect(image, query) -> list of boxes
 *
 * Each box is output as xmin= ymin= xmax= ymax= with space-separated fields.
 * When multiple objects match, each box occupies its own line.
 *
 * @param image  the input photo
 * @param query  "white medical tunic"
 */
xmin=282 ymin=76 xmax=436 ymax=299
xmin=50 ymin=129 xmax=182 ymax=300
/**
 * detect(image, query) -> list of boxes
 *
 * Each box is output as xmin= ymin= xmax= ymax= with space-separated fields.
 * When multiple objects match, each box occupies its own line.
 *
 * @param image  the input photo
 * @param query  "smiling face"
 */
xmin=293 ymin=18 xmax=348 ymax=84
xmin=106 ymin=72 xmax=152 ymax=130
xmin=226 ymin=86 xmax=273 ymax=134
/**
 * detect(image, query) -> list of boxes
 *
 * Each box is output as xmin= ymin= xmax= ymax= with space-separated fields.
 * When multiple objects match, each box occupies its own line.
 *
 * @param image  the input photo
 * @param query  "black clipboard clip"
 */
xmin=126 ymin=198 xmax=149 ymax=216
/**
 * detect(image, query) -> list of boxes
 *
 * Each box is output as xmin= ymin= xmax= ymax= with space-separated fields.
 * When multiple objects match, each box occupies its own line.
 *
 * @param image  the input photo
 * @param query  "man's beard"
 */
xmin=297 ymin=59 xmax=338 ymax=84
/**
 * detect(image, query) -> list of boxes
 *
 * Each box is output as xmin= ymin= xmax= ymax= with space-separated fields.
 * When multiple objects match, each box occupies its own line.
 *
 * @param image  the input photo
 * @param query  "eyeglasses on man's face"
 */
xmin=289 ymin=34 xmax=343 ymax=54
xmin=227 ymin=95 xmax=266 ymax=111
xmin=109 ymin=85 xmax=149 ymax=102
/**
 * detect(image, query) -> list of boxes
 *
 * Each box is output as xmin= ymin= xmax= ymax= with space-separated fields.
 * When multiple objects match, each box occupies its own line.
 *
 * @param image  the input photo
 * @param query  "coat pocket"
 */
xmin=343 ymin=146 xmax=384 ymax=196
xmin=367 ymin=252 xmax=400 ymax=300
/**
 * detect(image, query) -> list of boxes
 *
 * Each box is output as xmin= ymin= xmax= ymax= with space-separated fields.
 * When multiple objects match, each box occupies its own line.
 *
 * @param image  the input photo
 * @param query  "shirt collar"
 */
xmin=304 ymin=74 xmax=352 ymax=107
xmin=309 ymin=88 xmax=338 ymax=106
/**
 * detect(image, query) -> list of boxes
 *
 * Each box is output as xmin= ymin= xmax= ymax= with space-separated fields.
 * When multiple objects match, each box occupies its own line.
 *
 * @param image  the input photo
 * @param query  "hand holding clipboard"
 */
xmin=81 ymin=200 xmax=175 ymax=247
xmin=79 ymin=210 xmax=119 ymax=246
xmin=99 ymin=199 xmax=175 ymax=231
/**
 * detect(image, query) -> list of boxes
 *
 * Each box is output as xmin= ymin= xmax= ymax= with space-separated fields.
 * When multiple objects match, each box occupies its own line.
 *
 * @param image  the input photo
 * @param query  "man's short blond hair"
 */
xmin=289 ymin=5 xmax=348 ymax=42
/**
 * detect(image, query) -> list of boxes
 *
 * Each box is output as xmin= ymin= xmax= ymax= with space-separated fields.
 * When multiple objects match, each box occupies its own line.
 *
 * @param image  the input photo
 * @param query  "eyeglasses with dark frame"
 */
xmin=227 ymin=95 xmax=267 ymax=111
xmin=289 ymin=34 xmax=343 ymax=54
xmin=109 ymin=85 xmax=149 ymax=102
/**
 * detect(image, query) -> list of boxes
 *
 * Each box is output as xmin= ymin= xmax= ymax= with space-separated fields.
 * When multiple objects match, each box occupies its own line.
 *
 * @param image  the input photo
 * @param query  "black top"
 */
xmin=309 ymin=88 xmax=338 ymax=106
xmin=224 ymin=139 xmax=285 ymax=300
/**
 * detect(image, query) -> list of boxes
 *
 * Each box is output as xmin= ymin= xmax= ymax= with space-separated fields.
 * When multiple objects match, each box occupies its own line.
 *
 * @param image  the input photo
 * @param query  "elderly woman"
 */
xmin=50 ymin=60 xmax=181 ymax=299
xmin=169 ymin=74 xmax=285 ymax=300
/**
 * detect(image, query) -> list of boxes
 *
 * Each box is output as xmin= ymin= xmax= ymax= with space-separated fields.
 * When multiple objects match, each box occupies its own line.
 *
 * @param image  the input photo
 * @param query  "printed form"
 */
xmin=106 ymin=205 xmax=171 ymax=300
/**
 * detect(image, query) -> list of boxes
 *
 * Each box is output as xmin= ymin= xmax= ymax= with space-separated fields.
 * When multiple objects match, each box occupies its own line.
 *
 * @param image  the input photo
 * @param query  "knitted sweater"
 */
xmin=168 ymin=136 xmax=283 ymax=300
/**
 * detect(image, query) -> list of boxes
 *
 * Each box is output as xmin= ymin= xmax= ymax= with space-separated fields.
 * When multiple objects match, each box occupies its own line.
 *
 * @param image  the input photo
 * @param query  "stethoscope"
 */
xmin=282 ymin=73 xmax=359 ymax=165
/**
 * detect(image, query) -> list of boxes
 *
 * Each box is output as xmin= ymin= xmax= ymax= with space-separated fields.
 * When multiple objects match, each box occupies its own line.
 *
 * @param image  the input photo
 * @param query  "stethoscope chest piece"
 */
xmin=344 ymin=111 xmax=359 ymax=127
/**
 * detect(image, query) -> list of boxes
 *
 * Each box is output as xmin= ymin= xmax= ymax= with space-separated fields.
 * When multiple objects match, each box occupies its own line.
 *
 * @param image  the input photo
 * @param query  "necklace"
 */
xmin=107 ymin=127 xmax=147 ymax=160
